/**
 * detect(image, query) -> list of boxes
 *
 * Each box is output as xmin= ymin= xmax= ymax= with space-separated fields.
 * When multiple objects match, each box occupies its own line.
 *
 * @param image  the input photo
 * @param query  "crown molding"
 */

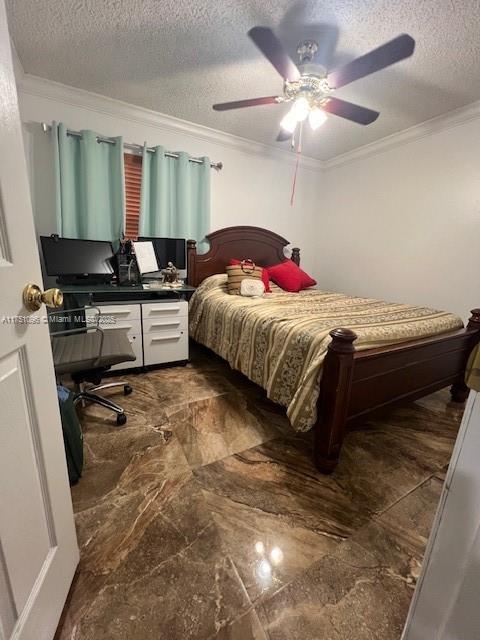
xmin=323 ymin=99 xmax=480 ymax=170
xmin=17 ymin=72 xmax=480 ymax=173
xmin=17 ymin=73 xmax=324 ymax=172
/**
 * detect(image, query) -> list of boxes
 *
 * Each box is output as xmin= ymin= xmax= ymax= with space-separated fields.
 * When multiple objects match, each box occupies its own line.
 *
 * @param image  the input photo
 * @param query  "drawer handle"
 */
xmin=101 ymin=323 xmax=133 ymax=330
xmin=149 ymin=307 xmax=180 ymax=313
xmin=150 ymin=321 xmax=180 ymax=328
xmin=108 ymin=310 xmax=132 ymax=315
xmin=151 ymin=334 xmax=182 ymax=342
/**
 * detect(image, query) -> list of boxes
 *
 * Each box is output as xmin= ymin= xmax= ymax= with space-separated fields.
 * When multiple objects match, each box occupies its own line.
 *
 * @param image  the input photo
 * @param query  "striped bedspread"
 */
xmin=189 ymin=275 xmax=463 ymax=431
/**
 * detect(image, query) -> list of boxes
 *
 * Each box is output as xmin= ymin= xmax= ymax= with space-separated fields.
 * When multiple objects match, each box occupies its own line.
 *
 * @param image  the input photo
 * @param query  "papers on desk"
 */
xmin=142 ymin=281 xmax=185 ymax=290
xmin=133 ymin=241 xmax=158 ymax=274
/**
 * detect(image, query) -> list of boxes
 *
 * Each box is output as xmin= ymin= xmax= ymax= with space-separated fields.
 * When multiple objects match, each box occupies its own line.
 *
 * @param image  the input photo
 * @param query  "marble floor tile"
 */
xmin=70 ymin=524 xmax=250 ymax=640
xmin=212 ymin=609 xmax=268 ymax=640
xmin=414 ymin=388 xmax=466 ymax=418
xmin=57 ymin=391 xmax=251 ymax=639
xmin=201 ymin=485 xmax=339 ymax=604
xmin=336 ymin=476 xmax=444 ymax=584
xmin=57 ymin=433 xmax=207 ymax=638
xmin=320 ymin=399 xmax=458 ymax=515
xmin=56 ymin=348 xmax=463 ymax=640
xmin=256 ymin=477 xmax=444 ymax=640
xmin=95 ymin=372 xmax=164 ymax=419
xmin=195 ymin=420 xmax=444 ymax=544
xmin=147 ymin=365 xmax=239 ymax=412
xmin=73 ymin=375 xmax=172 ymax=511
xmin=193 ymin=404 xmax=456 ymax=605
xmin=194 ymin=438 xmax=369 ymax=604
xmin=257 ymin=551 xmax=414 ymax=640
xmin=375 ymin=475 xmax=444 ymax=553
xmin=169 ymin=392 xmax=285 ymax=469
xmin=194 ymin=438 xmax=370 ymax=542
xmin=369 ymin=400 xmax=460 ymax=447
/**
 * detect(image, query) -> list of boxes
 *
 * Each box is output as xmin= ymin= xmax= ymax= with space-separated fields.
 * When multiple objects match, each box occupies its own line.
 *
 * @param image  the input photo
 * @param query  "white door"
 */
xmin=402 ymin=389 xmax=480 ymax=640
xmin=0 ymin=3 xmax=79 ymax=639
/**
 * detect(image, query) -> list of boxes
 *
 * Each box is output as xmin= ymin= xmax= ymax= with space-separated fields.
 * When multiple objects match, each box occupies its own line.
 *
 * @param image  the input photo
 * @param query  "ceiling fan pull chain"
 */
xmin=290 ymin=123 xmax=303 ymax=206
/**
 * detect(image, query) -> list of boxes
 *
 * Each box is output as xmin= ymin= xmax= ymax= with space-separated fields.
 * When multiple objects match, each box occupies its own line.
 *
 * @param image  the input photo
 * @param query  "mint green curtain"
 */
xmin=53 ymin=122 xmax=125 ymax=243
xmin=139 ymin=146 xmax=210 ymax=251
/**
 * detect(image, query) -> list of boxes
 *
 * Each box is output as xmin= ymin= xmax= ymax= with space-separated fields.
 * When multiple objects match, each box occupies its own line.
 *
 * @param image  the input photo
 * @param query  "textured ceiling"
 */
xmin=7 ymin=0 xmax=480 ymax=160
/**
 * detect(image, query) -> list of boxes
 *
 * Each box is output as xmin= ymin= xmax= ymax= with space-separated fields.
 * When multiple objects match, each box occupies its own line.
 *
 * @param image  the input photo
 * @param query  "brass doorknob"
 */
xmin=23 ymin=283 xmax=63 ymax=311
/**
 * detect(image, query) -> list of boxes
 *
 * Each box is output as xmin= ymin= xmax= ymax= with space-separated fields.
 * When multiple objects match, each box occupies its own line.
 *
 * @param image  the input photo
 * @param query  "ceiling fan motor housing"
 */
xmin=284 ymin=74 xmax=330 ymax=106
xmin=280 ymin=39 xmax=331 ymax=107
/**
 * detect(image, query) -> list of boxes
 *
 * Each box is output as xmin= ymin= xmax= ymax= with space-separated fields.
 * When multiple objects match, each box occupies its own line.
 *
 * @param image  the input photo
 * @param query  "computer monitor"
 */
xmin=40 ymin=235 xmax=115 ymax=284
xmin=137 ymin=237 xmax=186 ymax=278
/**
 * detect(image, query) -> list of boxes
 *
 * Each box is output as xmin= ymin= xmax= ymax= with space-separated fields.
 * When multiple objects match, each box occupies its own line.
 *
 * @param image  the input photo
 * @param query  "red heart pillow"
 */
xmin=267 ymin=260 xmax=316 ymax=293
xmin=229 ymin=259 xmax=271 ymax=292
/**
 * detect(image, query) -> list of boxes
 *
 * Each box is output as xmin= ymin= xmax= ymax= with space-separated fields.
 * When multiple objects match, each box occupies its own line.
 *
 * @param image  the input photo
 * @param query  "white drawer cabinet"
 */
xmin=84 ymin=299 xmax=189 ymax=369
xmin=86 ymin=303 xmax=141 ymax=320
xmin=85 ymin=303 xmax=142 ymax=334
xmin=142 ymin=301 xmax=188 ymax=366
xmin=143 ymin=315 xmax=188 ymax=335
xmin=142 ymin=301 xmax=188 ymax=319
xmin=143 ymin=331 xmax=188 ymax=366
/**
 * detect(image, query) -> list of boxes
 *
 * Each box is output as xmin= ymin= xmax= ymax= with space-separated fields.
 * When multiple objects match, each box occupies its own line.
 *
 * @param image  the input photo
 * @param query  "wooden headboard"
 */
xmin=187 ymin=225 xmax=300 ymax=287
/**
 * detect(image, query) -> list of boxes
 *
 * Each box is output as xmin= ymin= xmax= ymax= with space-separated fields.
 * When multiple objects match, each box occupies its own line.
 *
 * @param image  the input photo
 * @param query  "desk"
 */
xmin=60 ymin=283 xmax=196 ymax=371
xmin=61 ymin=283 xmax=196 ymax=306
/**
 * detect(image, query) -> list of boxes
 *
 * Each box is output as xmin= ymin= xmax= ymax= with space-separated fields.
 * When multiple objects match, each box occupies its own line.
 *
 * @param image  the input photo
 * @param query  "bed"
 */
xmin=187 ymin=226 xmax=480 ymax=473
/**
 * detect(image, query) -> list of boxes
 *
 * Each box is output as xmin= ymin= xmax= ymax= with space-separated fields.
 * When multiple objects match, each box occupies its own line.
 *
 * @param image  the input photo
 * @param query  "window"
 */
xmin=124 ymin=153 xmax=142 ymax=239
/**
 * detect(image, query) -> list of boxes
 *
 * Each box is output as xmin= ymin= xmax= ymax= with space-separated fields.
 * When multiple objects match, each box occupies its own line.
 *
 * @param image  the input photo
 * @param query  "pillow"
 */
xmin=267 ymin=260 xmax=316 ymax=293
xmin=240 ymin=278 xmax=265 ymax=297
xmin=226 ymin=260 xmax=264 ymax=295
xmin=229 ymin=258 xmax=271 ymax=292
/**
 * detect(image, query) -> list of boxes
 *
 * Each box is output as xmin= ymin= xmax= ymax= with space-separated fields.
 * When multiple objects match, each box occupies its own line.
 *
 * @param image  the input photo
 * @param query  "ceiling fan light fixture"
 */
xmin=309 ymin=106 xmax=327 ymax=130
xmin=290 ymin=96 xmax=310 ymax=122
xmin=280 ymin=110 xmax=297 ymax=133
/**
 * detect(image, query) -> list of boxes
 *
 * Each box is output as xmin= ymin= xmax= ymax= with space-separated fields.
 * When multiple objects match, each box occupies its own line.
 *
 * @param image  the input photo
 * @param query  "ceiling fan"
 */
xmin=213 ymin=27 xmax=415 ymax=142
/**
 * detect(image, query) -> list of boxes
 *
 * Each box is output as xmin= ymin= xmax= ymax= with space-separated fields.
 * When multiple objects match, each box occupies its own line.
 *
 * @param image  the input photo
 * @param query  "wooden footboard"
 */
xmin=314 ymin=309 xmax=480 ymax=473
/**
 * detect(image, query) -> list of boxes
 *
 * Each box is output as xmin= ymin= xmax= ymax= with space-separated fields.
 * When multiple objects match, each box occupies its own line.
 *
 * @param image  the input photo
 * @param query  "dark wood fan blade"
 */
xmin=322 ymin=97 xmax=379 ymax=125
xmin=248 ymin=26 xmax=300 ymax=82
xmin=276 ymin=129 xmax=292 ymax=142
xmin=213 ymin=96 xmax=281 ymax=111
xmin=327 ymin=34 xmax=415 ymax=89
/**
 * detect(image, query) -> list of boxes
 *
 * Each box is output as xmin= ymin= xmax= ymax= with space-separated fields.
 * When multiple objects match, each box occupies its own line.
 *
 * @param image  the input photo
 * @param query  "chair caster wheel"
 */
xmin=123 ymin=384 xmax=133 ymax=396
xmin=116 ymin=413 xmax=127 ymax=426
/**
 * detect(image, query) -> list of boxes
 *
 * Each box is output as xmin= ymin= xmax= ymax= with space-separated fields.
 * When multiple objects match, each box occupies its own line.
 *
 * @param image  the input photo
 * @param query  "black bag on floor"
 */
xmin=57 ymin=385 xmax=84 ymax=485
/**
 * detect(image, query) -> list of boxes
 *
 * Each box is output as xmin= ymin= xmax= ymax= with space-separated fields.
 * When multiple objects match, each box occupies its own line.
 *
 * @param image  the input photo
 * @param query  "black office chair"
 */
xmin=50 ymin=306 xmax=136 ymax=425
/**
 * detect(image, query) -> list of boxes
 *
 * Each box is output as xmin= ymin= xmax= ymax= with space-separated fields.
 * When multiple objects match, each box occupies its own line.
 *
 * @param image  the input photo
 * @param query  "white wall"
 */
xmin=17 ymin=76 xmax=323 ymax=278
xmin=318 ymin=117 xmax=480 ymax=320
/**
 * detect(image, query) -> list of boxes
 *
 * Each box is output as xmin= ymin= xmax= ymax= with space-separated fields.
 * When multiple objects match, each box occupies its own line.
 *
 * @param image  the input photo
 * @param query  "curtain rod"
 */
xmin=41 ymin=122 xmax=223 ymax=171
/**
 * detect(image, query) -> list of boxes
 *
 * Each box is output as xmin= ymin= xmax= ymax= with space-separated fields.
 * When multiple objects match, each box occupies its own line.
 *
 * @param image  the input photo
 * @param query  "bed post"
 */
xmin=291 ymin=247 xmax=300 ymax=266
xmin=450 ymin=308 xmax=480 ymax=402
xmin=314 ymin=328 xmax=357 ymax=474
xmin=467 ymin=308 xmax=480 ymax=330
xmin=187 ymin=239 xmax=197 ymax=287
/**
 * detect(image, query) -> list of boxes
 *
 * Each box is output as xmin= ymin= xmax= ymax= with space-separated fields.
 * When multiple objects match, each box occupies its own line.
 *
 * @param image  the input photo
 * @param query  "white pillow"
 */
xmin=240 ymin=278 xmax=265 ymax=298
